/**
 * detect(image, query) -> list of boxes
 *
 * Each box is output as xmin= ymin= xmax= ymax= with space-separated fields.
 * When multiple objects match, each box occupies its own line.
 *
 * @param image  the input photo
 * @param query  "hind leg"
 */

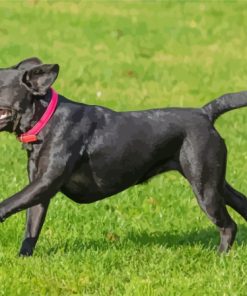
xmin=179 ymin=133 xmax=237 ymax=252
xmin=195 ymin=186 xmax=237 ymax=253
xmin=191 ymin=184 xmax=237 ymax=253
xmin=224 ymin=182 xmax=247 ymax=221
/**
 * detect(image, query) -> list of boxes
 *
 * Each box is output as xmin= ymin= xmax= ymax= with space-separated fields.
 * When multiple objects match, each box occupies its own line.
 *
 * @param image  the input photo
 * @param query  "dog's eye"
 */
xmin=33 ymin=69 xmax=42 ymax=75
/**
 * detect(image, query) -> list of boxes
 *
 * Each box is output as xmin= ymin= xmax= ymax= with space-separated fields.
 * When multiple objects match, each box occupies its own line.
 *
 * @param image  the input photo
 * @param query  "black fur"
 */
xmin=0 ymin=57 xmax=246 ymax=256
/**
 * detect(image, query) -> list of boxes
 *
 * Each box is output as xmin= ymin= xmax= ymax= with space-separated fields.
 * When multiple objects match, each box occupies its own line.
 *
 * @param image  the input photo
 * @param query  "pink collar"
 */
xmin=19 ymin=88 xmax=58 ymax=143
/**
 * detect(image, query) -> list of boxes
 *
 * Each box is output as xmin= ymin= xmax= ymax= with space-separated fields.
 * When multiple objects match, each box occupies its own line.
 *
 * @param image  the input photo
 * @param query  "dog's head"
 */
xmin=0 ymin=57 xmax=59 ymax=132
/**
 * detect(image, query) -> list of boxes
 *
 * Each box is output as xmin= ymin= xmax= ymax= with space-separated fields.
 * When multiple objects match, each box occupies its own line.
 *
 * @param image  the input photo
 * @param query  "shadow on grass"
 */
xmin=46 ymin=224 xmax=247 ymax=255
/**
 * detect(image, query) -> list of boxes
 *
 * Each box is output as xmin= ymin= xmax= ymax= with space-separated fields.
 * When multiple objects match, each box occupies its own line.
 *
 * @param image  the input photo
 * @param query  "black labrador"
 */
xmin=0 ymin=57 xmax=247 ymax=256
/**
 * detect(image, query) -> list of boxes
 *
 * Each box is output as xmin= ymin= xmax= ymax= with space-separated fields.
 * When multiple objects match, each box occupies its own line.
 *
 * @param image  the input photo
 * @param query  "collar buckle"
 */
xmin=18 ymin=134 xmax=38 ymax=143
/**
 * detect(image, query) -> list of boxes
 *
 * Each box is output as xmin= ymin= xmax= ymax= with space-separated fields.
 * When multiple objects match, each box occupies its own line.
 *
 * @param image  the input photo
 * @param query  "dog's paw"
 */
xmin=19 ymin=238 xmax=35 ymax=257
xmin=0 ymin=213 xmax=5 ymax=223
xmin=19 ymin=248 xmax=33 ymax=257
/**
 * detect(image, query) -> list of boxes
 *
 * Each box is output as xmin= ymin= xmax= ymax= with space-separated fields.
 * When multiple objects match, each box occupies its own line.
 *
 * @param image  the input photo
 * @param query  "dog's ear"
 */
xmin=12 ymin=57 xmax=43 ymax=70
xmin=21 ymin=64 xmax=59 ymax=95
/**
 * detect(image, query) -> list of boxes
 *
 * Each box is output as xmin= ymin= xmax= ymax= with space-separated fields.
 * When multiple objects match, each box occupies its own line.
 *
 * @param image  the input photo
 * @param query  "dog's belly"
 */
xmin=61 ymin=150 xmax=179 ymax=204
xmin=61 ymin=163 xmax=145 ymax=203
xmin=61 ymin=170 xmax=134 ymax=203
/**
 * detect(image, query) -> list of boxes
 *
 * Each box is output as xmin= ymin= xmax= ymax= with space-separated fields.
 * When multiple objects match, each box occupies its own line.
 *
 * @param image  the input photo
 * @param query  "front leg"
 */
xmin=0 ymin=175 xmax=63 ymax=222
xmin=19 ymin=201 xmax=50 ymax=256
xmin=0 ymin=174 xmax=64 ymax=256
xmin=0 ymin=137 xmax=83 ymax=255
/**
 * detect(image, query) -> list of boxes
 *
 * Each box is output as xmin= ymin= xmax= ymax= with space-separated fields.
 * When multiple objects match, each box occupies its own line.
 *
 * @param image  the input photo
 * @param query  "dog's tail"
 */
xmin=202 ymin=91 xmax=247 ymax=123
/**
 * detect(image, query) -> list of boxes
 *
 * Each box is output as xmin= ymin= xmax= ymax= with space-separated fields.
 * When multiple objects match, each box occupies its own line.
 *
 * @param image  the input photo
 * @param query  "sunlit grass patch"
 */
xmin=0 ymin=1 xmax=247 ymax=295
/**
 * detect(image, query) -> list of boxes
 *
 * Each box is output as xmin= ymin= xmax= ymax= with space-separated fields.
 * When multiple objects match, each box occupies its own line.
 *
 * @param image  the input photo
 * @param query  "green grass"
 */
xmin=0 ymin=1 xmax=247 ymax=295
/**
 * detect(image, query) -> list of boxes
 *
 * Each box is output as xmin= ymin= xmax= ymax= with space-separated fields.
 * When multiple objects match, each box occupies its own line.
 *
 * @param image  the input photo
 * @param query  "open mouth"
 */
xmin=0 ymin=108 xmax=12 ymax=121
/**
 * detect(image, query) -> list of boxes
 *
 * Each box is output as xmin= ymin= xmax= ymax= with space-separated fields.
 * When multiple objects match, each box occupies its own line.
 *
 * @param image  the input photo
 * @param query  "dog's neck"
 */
xmin=14 ymin=90 xmax=51 ymax=136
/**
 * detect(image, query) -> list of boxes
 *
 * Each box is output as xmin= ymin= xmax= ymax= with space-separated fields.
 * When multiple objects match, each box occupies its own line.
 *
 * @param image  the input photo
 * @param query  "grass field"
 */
xmin=1 ymin=1 xmax=247 ymax=295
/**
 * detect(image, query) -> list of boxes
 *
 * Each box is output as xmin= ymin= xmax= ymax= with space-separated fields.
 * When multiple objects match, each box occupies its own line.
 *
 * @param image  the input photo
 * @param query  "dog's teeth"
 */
xmin=0 ymin=112 xmax=11 ymax=120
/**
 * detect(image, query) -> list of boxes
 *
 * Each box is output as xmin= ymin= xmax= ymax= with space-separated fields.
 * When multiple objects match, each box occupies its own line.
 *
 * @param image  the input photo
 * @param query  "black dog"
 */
xmin=0 ymin=57 xmax=247 ymax=256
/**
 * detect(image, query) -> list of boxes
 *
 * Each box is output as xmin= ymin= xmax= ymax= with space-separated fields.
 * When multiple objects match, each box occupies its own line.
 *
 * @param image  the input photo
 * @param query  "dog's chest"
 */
xmin=61 ymin=161 xmax=106 ymax=202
